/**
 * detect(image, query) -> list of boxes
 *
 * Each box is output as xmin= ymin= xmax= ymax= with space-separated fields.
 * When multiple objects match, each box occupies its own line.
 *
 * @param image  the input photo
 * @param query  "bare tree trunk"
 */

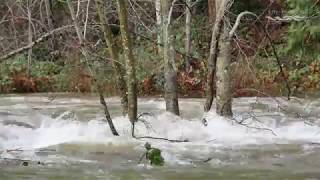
xmin=66 ymin=0 xmax=119 ymax=136
xmin=66 ymin=0 xmax=83 ymax=44
xmin=27 ymin=0 xmax=32 ymax=78
xmin=216 ymin=20 xmax=233 ymax=117
xmin=95 ymin=0 xmax=128 ymax=115
xmin=155 ymin=0 xmax=162 ymax=54
xmin=44 ymin=0 xmax=55 ymax=50
xmin=44 ymin=0 xmax=53 ymax=30
xmin=185 ymin=0 xmax=192 ymax=70
xmin=207 ymin=0 xmax=216 ymax=25
xmin=204 ymin=0 xmax=227 ymax=112
xmin=216 ymin=10 xmax=258 ymax=117
xmin=161 ymin=0 xmax=180 ymax=116
xmin=116 ymin=0 xmax=137 ymax=123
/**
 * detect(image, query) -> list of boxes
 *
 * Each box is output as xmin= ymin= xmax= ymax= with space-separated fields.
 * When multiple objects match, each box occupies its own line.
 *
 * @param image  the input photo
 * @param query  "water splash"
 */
xmin=1 ymin=109 xmax=320 ymax=151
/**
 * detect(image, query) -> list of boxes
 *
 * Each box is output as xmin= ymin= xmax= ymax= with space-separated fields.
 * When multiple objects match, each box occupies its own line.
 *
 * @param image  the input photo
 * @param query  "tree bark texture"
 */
xmin=216 ymin=22 xmax=233 ymax=117
xmin=44 ymin=0 xmax=55 ymax=50
xmin=161 ymin=0 xmax=180 ymax=116
xmin=208 ymin=0 xmax=216 ymax=25
xmin=27 ymin=0 xmax=32 ymax=78
xmin=116 ymin=0 xmax=138 ymax=123
xmin=155 ymin=0 xmax=163 ymax=54
xmin=185 ymin=0 xmax=192 ymax=70
xmin=204 ymin=0 xmax=228 ymax=112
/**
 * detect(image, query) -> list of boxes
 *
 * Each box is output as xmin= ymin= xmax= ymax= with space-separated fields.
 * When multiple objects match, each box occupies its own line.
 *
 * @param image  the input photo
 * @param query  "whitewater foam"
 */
xmin=0 ymin=96 xmax=320 ymax=160
xmin=0 ymin=109 xmax=320 ymax=152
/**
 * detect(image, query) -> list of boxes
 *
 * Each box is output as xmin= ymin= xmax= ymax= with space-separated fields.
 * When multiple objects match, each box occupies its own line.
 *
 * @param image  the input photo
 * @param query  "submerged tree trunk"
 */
xmin=99 ymin=93 xmax=119 ymax=136
xmin=215 ymin=21 xmax=233 ymax=117
xmin=204 ymin=0 xmax=228 ymax=112
xmin=95 ymin=0 xmax=128 ymax=115
xmin=185 ymin=0 xmax=192 ymax=70
xmin=116 ymin=0 xmax=137 ymax=123
xmin=161 ymin=0 xmax=180 ymax=116
xmin=66 ymin=0 xmax=119 ymax=135
xmin=216 ymin=10 xmax=257 ymax=117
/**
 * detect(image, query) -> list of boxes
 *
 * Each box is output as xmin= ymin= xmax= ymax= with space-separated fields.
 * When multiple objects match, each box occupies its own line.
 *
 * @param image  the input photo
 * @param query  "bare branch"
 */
xmin=166 ymin=0 xmax=179 ymax=27
xmin=0 ymin=25 xmax=73 ymax=62
xmin=133 ymin=136 xmax=189 ymax=143
xmin=266 ymin=15 xmax=320 ymax=22
xmin=229 ymin=11 xmax=292 ymax=100
xmin=83 ymin=0 xmax=91 ymax=39
xmin=229 ymin=11 xmax=257 ymax=38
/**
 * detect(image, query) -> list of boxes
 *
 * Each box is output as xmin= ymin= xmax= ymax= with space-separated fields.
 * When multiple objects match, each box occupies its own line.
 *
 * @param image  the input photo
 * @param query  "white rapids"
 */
xmin=0 ymin=95 xmax=319 ymax=152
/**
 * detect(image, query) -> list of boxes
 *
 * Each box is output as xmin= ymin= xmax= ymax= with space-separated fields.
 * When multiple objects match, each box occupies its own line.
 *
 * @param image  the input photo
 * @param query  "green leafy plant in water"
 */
xmin=145 ymin=142 xmax=164 ymax=166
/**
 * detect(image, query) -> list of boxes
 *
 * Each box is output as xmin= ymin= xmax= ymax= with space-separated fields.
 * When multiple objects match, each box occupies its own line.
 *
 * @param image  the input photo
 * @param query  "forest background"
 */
xmin=0 ymin=0 xmax=319 ymax=98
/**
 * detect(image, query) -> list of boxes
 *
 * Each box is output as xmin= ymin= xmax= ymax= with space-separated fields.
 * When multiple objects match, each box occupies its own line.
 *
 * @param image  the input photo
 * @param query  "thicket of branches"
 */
xmin=0 ymin=0 xmax=319 ymax=97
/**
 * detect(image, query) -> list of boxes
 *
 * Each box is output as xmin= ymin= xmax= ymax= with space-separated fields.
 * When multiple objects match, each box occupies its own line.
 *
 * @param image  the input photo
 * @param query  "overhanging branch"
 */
xmin=229 ymin=11 xmax=258 ymax=38
xmin=0 ymin=25 xmax=73 ymax=62
xmin=230 ymin=11 xmax=292 ymax=100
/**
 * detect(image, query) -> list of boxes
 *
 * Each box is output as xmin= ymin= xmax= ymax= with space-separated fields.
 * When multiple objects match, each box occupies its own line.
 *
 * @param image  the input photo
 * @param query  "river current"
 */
xmin=0 ymin=94 xmax=320 ymax=179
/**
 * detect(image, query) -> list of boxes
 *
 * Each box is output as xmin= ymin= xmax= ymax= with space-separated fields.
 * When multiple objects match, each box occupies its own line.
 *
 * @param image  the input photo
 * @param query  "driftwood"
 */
xmin=0 ymin=120 xmax=35 ymax=129
xmin=0 ymin=148 xmax=55 ymax=166
xmin=130 ymin=113 xmax=189 ymax=143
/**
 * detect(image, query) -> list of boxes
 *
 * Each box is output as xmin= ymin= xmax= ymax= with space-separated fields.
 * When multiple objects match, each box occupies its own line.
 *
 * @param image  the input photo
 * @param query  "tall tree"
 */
xmin=185 ymin=0 xmax=192 ymax=70
xmin=204 ymin=0 xmax=227 ymax=112
xmin=161 ymin=0 xmax=180 ymax=115
xmin=66 ymin=0 xmax=119 ymax=135
xmin=215 ymin=1 xmax=254 ymax=117
xmin=207 ymin=0 xmax=216 ymax=25
xmin=95 ymin=0 xmax=128 ymax=115
xmin=44 ymin=0 xmax=55 ymax=50
xmin=155 ymin=0 xmax=162 ymax=54
xmin=116 ymin=0 xmax=138 ymax=124
xmin=215 ymin=22 xmax=232 ymax=117
xmin=27 ymin=0 xmax=33 ymax=78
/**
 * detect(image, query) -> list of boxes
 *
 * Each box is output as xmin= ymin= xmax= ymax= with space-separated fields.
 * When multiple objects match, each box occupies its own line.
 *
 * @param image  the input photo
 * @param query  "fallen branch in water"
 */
xmin=0 ymin=157 xmax=44 ymax=166
xmin=133 ymin=136 xmax=189 ymax=143
xmin=238 ymin=123 xmax=277 ymax=136
xmin=5 ymin=148 xmax=23 ymax=153
xmin=203 ymin=157 xmax=213 ymax=163
xmin=99 ymin=93 xmax=119 ymax=136
xmin=213 ymin=96 xmax=279 ymax=136
xmin=138 ymin=152 xmax=147 ymax=164
xmin=132 ymin=113 xmax=189 ymax=143
xmin=0 ymin=157 xmax=31 ymax=162
xmin=137 ymin=112 xmax=154 ymax=120
xmin=2 ymin=148 xmax=56 ymax=154
xmin=206 ymin=139 xmax=216 ymax=143
xmin=230 ymin=114 xmax=277 ymax=136
xmin=0 ymin=148 xmax=55 ymax=166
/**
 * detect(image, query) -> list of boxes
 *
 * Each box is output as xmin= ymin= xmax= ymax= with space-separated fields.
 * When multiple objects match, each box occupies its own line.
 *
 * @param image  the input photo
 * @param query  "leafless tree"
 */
xmin=116 ymin=0 xmax=138 ymax=126
xmin=161 ymin=0 xmax=180 ymax=116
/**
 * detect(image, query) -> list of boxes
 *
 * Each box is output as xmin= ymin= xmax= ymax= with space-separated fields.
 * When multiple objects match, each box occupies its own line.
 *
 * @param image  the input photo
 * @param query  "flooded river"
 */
xmin=0 ymin=94 xmax=320 ymax=179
